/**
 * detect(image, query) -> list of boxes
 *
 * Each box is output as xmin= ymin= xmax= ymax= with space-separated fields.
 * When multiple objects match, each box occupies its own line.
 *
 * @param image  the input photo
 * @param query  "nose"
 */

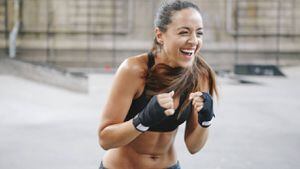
xmin=187 ymin=33 xmax=198 ymax=45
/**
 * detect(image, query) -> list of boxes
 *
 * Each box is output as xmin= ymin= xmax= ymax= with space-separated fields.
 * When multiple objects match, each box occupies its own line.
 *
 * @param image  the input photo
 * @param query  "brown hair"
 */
xmin=152 ymin=0 xmax=201 ymax=52
xmin=146 ymin=0 xmax=218 ymax=116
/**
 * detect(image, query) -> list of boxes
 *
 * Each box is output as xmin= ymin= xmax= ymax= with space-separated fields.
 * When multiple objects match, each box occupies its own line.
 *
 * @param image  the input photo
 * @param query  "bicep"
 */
xmin=99 ymin=62 xmax=142 ymax=131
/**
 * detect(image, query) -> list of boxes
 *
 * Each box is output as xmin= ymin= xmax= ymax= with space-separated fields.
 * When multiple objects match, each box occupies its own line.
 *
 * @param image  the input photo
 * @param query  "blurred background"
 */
xmin=1 ymin=0 xmax=300 ymax=72
xmin=0 ymin=0 xmax=299 ymax=169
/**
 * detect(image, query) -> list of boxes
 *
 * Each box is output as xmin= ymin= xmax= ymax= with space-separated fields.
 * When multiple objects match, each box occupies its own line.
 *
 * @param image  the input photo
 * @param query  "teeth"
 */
xmin=180 ymin=49 xmax=194 ymax=55
xmin=181 ymin=49 xmax=194 ymax=53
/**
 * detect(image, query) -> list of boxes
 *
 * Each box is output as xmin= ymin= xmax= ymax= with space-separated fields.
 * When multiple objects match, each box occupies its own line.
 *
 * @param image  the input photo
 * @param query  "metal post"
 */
xmin=46 ymin=0 xmax=49 ymax=62
xmin=276 ymin=0 xmax=281 ymax=66
xmin=46 ymin=0 xmax=55 ymax=64
xmin=292 ymin=0 xmax=296 ymax=37
xmin=234 ymin=0 xmax=240 ymax=66
xmin=112 ymin=0 xmax=117 ymax=68
xmin=4 ymin=0 xmax=8 ymax=55
xmin=86 ymin=0 xmax=91 ymax=67
xmin=9 ymin=0 xmax=21 ymax=58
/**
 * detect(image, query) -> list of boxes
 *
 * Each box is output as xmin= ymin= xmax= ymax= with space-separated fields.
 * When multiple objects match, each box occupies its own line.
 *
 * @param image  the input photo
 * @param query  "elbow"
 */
xmin=99 ymin=139 xmax=110 ymax=151
xmin=185 ymin=141 xmax=206 ymax=155
xmin=99 ymin=134 xmax=115 ymax=150
xmin=98 ymin=128 xmax=113 ymax=150
xmin=187 ymin=147 xmax=201 ymax=155
xmin=184 ymin=138 xmax=205 ymax=155
xmin=98 ymin=133 xmax=108 ymax=150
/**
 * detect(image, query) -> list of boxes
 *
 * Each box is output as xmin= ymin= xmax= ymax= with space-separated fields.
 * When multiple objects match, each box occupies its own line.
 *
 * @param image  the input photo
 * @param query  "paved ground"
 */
xmin=0 ymin=66 xmax=300 ymax=169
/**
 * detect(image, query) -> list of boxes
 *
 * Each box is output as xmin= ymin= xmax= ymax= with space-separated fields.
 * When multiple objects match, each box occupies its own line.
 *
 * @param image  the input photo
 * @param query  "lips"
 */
xmin=180 ymin=48 xmax=196 ymax=59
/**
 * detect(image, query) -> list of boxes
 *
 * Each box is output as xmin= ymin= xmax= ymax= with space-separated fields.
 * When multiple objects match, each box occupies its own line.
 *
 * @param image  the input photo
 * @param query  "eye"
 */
xmin=197 ymin=32 xmax=203 ymax=37
xmin=179 ymin=31 xmax=188 ymax=35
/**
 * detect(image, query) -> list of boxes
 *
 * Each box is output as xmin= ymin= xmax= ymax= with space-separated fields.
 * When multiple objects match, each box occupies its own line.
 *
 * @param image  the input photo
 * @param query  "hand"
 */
xmin=189 ymin=92 xmax=204 ymax=113
xmin=189 ymin=92 xmax=214 ymax=128
xmin=157 ymin=91 xmax=175 ymax=116
xmin=133 ymin=91 xmax=175 ymax=130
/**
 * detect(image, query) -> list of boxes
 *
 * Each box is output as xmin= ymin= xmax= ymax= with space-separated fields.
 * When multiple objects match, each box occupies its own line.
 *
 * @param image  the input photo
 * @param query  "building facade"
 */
xmin=1 ymin=0 xmax=300 ymax=71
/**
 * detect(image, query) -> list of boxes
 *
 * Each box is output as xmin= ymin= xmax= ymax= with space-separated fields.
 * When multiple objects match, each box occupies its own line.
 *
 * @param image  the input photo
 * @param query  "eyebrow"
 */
xmin=177 ymin=27 xmax=203 ymax=31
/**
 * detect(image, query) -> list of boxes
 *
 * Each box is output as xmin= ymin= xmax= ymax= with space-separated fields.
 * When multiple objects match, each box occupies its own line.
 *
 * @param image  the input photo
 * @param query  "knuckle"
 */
xmin=161 ymin=103 xmax=167 ymax=108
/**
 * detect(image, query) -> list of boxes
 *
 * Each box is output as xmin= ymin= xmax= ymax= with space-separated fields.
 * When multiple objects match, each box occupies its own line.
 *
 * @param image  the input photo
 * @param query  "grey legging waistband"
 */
xmin=99 ymin=161 xmax=181 ymax=169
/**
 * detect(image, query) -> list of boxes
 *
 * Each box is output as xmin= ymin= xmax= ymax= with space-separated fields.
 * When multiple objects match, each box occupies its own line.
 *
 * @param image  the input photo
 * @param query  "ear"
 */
xmin=154 ymin=27 xmax=164 ymax=45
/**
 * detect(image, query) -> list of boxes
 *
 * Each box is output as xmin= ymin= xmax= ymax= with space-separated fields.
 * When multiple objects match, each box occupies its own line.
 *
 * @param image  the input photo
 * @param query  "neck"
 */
xmin=155 ymin=51 xmax=177 ymax=68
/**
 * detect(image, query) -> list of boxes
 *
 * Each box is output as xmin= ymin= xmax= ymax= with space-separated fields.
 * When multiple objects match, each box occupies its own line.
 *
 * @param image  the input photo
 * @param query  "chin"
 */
xmin=177 ymin=60 xmax=193 ymax=68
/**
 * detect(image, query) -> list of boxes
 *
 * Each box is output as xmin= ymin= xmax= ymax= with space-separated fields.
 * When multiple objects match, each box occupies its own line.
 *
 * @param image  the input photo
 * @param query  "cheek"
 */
xmin=165 ymin=40 xmax=182 ymax=53
xmin=196 ymin=39 xmax=203 ymax=52
xmin=171 ymin=38 xmax=188 ymax=50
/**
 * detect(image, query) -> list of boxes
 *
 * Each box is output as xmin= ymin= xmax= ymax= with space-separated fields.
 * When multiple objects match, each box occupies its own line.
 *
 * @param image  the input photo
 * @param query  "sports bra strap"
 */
xmin=147 ymin=52 xmax=155 ymax=69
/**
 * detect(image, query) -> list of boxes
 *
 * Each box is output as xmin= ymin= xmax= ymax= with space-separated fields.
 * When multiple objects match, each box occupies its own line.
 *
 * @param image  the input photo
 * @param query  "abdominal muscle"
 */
xmin=102 ymin=129 xmax=178 ymax=169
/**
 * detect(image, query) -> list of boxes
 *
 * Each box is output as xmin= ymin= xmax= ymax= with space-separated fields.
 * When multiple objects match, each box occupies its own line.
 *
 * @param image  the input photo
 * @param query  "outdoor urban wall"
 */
xmin=0 ymin=0 xmax=300 ymax=71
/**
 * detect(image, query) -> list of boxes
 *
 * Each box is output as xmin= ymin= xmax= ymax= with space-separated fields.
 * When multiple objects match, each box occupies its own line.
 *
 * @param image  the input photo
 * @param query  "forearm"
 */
xmin=99 ymin=119 xmax=141 ymax=150
xmin=185 ymin=126 xmax=209 ymax=154
xmin=185 ymin=91 xmax=214 ymax=154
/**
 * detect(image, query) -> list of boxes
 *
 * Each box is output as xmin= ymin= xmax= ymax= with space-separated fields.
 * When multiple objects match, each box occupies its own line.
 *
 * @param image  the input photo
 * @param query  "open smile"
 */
xmin=179 ymin=48 xmax=196 ymax=59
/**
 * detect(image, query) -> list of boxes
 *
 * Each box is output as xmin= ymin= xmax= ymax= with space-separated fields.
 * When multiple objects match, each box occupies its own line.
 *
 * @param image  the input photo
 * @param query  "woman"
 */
xmin=98 ymin=1 xmax=218 ymax=168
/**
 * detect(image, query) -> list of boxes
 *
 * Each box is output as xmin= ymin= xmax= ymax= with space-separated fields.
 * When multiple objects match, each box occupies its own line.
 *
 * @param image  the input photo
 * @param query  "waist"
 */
xmin=100 ymin=161 xmax=181 ymax=169
xmin=103 ymin=146 xmax=177 ymax=169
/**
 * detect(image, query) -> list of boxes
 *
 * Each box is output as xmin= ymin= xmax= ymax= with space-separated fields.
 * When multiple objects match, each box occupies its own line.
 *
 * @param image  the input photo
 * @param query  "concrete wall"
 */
xmin=1 ymin=0 xmax=300 ymax=71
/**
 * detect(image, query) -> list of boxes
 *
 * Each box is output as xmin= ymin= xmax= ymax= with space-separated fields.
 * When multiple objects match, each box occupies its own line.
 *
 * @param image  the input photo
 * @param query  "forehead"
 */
xmin=168 ymin=8 xmax=203 ymax=29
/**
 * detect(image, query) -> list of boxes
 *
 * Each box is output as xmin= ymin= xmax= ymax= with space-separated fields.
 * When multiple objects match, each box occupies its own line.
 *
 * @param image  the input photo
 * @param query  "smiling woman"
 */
xmin=154 ymin=6 xmax=203 ymax=67
xmin=98 ymin=1 xmax=218 ymax=169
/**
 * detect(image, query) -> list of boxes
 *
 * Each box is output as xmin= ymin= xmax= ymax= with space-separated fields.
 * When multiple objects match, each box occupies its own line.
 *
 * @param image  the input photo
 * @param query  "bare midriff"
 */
xmin=102 ymin=130 xmax=178 ymax=169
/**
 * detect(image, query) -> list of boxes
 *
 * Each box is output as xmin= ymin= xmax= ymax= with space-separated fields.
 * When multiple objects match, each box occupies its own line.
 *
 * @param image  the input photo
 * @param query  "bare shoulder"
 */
xmin=111 ymin=53 xmax=149 ymax=99
xmin=118 ymin=53 xmax=148 ymax=79
xmin=116 ymin=53 xmax=148 ymax=90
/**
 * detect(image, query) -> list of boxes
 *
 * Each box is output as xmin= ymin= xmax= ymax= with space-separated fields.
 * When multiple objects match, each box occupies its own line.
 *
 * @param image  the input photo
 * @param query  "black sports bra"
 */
xmin=124 ymin=52 xmax=192 ymax=132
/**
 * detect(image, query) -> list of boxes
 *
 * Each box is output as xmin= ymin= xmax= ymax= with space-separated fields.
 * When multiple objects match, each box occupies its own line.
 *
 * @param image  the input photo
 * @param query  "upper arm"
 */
xmin=99 ymin=58 xmax=145 ymax=132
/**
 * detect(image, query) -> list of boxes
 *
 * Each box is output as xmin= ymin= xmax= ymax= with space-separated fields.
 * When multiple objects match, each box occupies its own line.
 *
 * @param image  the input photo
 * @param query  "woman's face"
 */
xmin=157 ymin=8 xmax=203 ymax=68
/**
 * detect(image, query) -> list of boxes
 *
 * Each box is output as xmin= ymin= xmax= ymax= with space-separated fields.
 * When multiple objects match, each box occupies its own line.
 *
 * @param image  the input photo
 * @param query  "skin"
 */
xmin=98 ymin=8 xmax=210 ymax=169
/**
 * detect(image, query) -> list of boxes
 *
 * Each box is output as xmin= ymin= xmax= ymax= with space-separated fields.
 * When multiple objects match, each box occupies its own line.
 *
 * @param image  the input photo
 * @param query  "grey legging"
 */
xmin=99 ymin=161 xmax=181 ymax=169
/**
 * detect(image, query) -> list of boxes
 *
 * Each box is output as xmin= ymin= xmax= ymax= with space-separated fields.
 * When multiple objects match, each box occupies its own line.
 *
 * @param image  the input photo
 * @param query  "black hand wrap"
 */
xmin=198 ymin=92 xmax=215 ymax=128
xmin=132 ymin=96 xmax=167 ymax=132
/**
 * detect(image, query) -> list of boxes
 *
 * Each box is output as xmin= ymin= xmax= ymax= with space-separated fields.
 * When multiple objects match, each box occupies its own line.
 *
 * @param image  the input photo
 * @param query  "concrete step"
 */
xmin=14 ymin=48 xmax=300 ymax=73
xmin=0 ymin=57 xmax=88 ymax=92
